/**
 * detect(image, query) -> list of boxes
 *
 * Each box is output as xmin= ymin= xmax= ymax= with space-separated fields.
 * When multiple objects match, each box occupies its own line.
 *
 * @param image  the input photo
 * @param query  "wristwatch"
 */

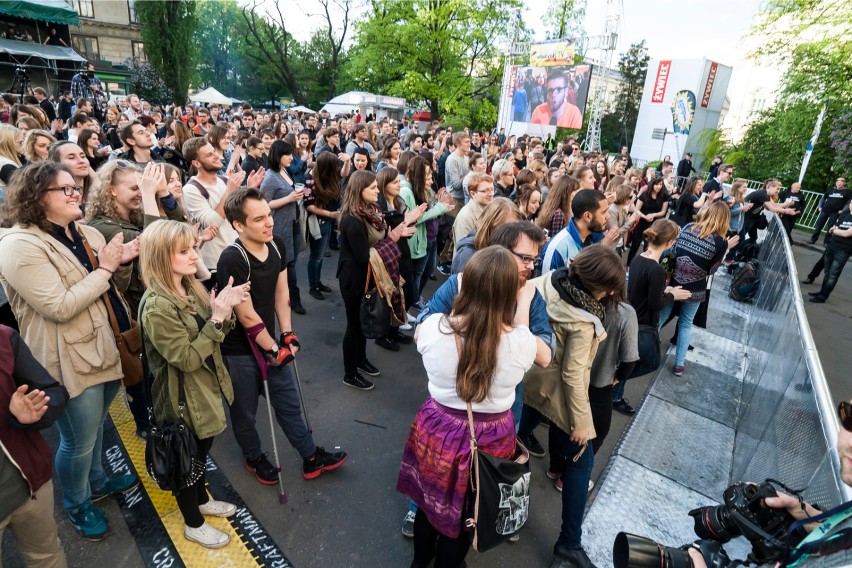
xmin=211 ymin=318 xmax=223 ymax=331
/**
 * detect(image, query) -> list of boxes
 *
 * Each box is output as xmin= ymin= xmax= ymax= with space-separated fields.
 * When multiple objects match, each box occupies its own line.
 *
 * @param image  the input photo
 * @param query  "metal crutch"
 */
xmin=291 ymin=359 xmax=312 ymax=433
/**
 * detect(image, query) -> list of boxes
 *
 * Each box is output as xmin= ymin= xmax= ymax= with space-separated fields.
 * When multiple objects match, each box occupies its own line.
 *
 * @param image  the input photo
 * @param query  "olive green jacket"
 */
xmin=139 ymin=289 xmax=235 ymax=440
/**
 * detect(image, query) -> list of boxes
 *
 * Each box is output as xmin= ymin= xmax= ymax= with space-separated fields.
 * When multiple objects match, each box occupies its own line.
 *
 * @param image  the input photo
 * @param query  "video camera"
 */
xmin=14 ymin=65 xmax=29 ymax=79
xmin=613 ymin=480 xmax=809 ymax=568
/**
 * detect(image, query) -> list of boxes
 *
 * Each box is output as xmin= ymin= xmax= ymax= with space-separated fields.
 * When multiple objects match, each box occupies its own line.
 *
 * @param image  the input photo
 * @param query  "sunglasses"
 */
xmin=839 ymin=401 xmax=852 ymax=432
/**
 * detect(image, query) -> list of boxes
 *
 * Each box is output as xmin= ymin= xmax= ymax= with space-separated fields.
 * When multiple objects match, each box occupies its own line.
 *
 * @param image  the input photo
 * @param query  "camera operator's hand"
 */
xmin=687 ymin=548 xmax=708 ymax=568
xmin=763 ymin=491 xmax=822 ymax=533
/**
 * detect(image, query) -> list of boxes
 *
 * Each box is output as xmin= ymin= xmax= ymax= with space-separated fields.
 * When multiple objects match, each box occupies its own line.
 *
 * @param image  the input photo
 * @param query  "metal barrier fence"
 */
xmin=731 ymin=214 xmax=851 ymax=507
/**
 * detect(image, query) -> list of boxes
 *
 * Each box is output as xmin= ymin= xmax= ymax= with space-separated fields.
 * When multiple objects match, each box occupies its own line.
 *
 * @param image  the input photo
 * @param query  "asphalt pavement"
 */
xmin=3 ymin=230 xmax=849 ymax=568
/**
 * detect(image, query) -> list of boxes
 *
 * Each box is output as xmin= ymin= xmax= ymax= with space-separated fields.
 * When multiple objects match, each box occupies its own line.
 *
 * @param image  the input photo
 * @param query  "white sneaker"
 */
xmin=399 ymin=323 xmax=413 ymax=331
xmin=199 ymin=500 xmax=237 ymax=518
xmin=184 ymin=522 xmax=230 ymax=548
xmin=588 ymin=479 xmax=595 ymax=492
xmin=407 ymin=313 xmax=416 ymax=323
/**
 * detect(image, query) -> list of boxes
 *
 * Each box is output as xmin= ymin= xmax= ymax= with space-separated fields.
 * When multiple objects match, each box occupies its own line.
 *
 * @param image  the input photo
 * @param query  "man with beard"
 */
xmin=181 ymin=137 xmax=262 ymax=286
xmin=531 ymin=69 xmax=583 ymax=129
xmin=541 ymin=189 xmax=619 ymax=272
xmin=690 ymin=398 xmax=852 ymax=568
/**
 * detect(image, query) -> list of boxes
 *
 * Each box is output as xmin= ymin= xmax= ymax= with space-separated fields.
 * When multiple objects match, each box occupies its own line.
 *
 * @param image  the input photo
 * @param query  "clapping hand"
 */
xmin=436 ymin=188 xmax=454 ymax=208
xmin=726 ymin=234 xmax=740 ymax=249
xmin=97 ymin=232 xmax=125 ymax=272
xmin=404 ymin=203 xmax=428 ymax=225
xmin=9 ymin=385 xmax=51 ymax=425
xmin=226 ymin=170 xmax=247 ymax=192
xmin=210 ymin=276 xmax=251 ymax=321
xmin=247 ymin=167 xmax=265 ymax=189
xmin=121 ymin=236 xmax=141 ymax=264
xmin=602 ymin=226 xmax=621 ymax=245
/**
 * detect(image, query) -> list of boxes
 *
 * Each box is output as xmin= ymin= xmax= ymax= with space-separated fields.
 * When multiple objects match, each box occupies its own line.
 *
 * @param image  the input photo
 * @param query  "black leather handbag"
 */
xmin=464 ymin=404 xmax=531 ymax=552
xmin=360 ymin=264 xmax=391 ymax=339
xmin=139 ymin=302 xmax=205 ymax=492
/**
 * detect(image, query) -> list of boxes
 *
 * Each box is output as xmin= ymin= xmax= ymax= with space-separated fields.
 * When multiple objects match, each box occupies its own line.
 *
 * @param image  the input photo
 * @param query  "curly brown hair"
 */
xmin=0 ymin=162 xmax=72 ymax=231
xmin=85 ymin=160 xmax=144 ymax=226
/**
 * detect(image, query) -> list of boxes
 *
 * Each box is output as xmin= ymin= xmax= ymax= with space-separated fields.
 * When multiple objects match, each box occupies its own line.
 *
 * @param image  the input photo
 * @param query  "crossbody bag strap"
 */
xmin=79 ymin=232 xmax=121 ymax=337
xmin=138 ymin=297 xmax=187 ymax=423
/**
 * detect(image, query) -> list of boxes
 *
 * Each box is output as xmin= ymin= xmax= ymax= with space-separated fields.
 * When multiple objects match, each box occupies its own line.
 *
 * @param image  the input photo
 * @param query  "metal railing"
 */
xmin=731 ymin=214 xmax=850 ymax=508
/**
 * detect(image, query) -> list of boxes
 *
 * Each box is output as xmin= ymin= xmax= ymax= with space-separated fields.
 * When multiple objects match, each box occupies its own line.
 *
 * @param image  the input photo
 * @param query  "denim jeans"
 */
xmin=551 ymin=424 xmax=594 ymax=551
xmin=658 ymin=300 xmax=701 ymax=367
xmin=54 ymin=380 xmax=121 ymax=513
xmin=615 ymin=328 xmax=662 ymax=402
xmin=818 ymin=245 xmax=851 ymax=299
xmin=414 ymin=240 xmax=438 ymax=297
xmin=511 ymin=382 xmax=524 ymax=433
xmin=223 ymin=355 xmax=316 ymax=461
xmin=307 ymin=217 xmax=333 ymax=289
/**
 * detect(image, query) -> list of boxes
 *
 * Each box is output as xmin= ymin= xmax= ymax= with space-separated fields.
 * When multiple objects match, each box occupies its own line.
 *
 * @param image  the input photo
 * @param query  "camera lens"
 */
xmin=690 ymin=505 xmax=738 ymax=542
xmin=613 ymin=532 xmax=693 ymax=568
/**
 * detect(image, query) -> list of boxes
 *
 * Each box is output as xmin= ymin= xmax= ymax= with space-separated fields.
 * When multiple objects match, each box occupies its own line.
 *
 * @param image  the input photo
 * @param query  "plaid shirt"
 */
xmin=70 ymin=72 xmax=104 ymax=108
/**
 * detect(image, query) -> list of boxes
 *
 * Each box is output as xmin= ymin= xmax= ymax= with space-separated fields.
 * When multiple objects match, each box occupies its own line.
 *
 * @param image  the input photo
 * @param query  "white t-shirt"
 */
xmin=416 ymin=314 xmax=537 ymax=413
xmin=182 ymin=176 xmax=239 ymax=272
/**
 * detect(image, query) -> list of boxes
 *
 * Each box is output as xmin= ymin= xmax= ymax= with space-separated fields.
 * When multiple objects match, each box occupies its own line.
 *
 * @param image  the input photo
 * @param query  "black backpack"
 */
xmin=729 ymin=261 xmax=760 ymax=302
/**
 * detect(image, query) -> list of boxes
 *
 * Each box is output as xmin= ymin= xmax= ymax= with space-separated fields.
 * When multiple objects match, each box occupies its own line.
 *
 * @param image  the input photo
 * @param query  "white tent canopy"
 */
xmin=189 ymin=87 xmax=234 ymax=105
xmin=289 ymin=105 xmax=316 ymax=114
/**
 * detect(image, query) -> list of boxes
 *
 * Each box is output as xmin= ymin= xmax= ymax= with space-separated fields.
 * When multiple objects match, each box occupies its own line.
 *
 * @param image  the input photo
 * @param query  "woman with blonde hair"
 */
xmin=536 ymin=174 xmax=580 ymax=236
xmin=48 ymin=140 xmax=95 ymax=204
xmin=451 ymin=196 xmax=524 ymax=273
xmin=15 ymin=116 xmax=41 ymax=133
xmin=22 ymin=128 xmax=56 ymax=164
xmin=139 ymin=220 xmax=250 ymax=548
xmin=398 ymin=246 xmax=537 ymax=568
xmin=527 ymin=158 xmax=548 ymax=189
xmin=0 ymin=124 xmax=23 ymax=189
xmin=657 ymin=201 xmax=738 ymax=376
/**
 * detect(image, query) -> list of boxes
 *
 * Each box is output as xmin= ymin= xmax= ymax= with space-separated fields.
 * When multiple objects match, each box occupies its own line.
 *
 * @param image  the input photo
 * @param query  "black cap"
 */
xmin=686 ymin=152 xmax=692 ymax=157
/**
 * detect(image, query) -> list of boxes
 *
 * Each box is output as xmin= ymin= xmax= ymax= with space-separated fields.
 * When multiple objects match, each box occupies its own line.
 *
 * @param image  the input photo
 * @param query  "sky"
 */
xmin=271 ymin=0 xmax=780 ymax=136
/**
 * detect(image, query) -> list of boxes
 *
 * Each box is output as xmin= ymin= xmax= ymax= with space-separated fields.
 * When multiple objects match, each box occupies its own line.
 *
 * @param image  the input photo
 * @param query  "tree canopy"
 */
xmin=135 ymin=0 xmax=198 ymax=103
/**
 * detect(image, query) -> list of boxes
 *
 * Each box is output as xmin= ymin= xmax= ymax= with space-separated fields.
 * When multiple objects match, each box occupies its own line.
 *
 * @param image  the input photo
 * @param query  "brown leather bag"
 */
xmin=80 ymin=234 xmax=143 ymax=386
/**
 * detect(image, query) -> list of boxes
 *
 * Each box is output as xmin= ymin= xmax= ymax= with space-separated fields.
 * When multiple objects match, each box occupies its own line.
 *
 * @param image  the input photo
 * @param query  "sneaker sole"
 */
xmin=199 ymin=505 xmax=237 ymax=518
xmin=303 ymin=454 xmax=348 ymax=480
xmin=244 ymin=462 xmax=279 ymax=485
xmin=401 ymin=528 xmax=415 ymax=538
xmin=91 ymin=479 xmax=141 ymax=502
xmin=343 ymin=379 xmax=374 ymax=391
xmin=77 ymin=529 xmax=110 ymax=542
xmin=184 ymin=532 xmax=230 ymax=549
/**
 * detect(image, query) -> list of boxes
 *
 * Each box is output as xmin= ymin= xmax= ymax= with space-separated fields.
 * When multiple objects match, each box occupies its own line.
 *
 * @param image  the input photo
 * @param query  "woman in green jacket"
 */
xmin=139 ymin=220 xmax=250 ymax=549
xmin=398 ymin=155 xmax=453 ymax=307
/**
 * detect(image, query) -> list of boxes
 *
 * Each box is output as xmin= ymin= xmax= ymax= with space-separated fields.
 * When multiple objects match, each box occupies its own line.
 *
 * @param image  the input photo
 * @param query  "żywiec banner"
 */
xmin=701 ymin=62 xmax=718 ymax=108
xmin=651 ymin=60 xmax=672 ymax=104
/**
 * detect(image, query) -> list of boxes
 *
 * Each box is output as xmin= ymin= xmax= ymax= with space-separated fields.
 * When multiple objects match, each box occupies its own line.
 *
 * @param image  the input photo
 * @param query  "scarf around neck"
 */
xmin=356 ymin=203 xmax=387 ymax=233
xmin=551 ymin=269 xmax=606 ymax=323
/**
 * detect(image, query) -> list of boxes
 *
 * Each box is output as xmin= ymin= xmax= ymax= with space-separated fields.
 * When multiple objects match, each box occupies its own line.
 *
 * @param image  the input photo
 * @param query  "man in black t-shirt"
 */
xmin=808 ymin=199 xmax=852 ymax=303
xmin=779 ymin=182 xmax=806 ymax=241
xmin=217 ymin=187 xmax=347 ymax=485
xmin=740 ymin=178 xmax=797 ymax=247
xmin=809 ymin=177 xmax=851 ymax=245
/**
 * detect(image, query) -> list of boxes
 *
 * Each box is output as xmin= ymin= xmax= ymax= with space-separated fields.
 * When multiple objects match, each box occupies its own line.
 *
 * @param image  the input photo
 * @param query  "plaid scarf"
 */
xmin=373 ymin=237 xmax=405 ymax=324
xmin=356 ymin=203 xmax=387 ymax=233
xmin=551 ymin=269 xmax=607 ymax=323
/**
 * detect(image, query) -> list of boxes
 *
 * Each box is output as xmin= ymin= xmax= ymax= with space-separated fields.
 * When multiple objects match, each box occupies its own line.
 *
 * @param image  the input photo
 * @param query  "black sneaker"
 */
xmin=318 ymin=282 xmax=333 ymax=293
xmin=437 ymin=263 xmax=451 ymax=276
xmin=303 ymin=446 xmax=347 ymax=479
xmin=290 ymin=299 xmax=306 ymax=315
xmin=375 ymin=336 xmax=400 ymax=351
xmin=245 ymin=453 xmax=279 ymax=485
xmin=391 ymin=330 xmax=413 ymax=344
xmin=309 ymin=288 xmax=325 ymax=300
xmin=612 ymin=398 xmax=635 ymax=416
xmin=519 ymin=432 xmax=546 ymax=458
xmin=343 ymin=373 xmax=374 ymax=391
xmin=357 ymin=359 xmax=381 ymax=376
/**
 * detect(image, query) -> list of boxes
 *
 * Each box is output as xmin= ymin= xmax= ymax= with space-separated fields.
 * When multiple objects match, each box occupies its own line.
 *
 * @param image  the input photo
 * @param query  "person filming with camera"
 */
xmin=684 ymin=399 xmax=852 ymax=568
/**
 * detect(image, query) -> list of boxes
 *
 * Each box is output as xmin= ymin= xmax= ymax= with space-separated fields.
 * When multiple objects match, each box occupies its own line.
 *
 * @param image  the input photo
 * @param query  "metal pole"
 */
xmin=291 ymin=359 xmax=311 ymax=433
xmin=261 ymin=378 xmax=288 ymax=504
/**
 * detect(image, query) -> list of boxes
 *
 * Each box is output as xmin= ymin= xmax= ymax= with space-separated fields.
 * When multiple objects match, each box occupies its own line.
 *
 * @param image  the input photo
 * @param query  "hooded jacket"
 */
xmin=522 ymin=270 xmax=607 ymax=437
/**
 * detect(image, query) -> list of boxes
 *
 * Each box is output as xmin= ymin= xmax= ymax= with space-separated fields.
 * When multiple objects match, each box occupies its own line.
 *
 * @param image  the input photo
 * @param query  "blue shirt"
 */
xmin=540 ymin=218 xmax=604 ymax=272
xmin=417 ymin=274 xmax=554 ymax=359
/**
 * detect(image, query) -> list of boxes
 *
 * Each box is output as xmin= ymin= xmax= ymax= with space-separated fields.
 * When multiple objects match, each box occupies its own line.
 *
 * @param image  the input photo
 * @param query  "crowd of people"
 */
xmin=0 ymin=70 xmax=849 ymax=568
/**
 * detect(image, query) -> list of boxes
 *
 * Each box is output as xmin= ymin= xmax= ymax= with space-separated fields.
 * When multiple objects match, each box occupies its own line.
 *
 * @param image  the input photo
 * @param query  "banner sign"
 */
xmin=651 ymin=60 xmax=672 ymax=103
xmin=701 ymin=62 xmax=719 ymax=108
xmin=529 ymin=40 xmax=575 ymax=67
xmin=507 ymin=64 xmax=592 ymax=131
xmin=799 ymin=100 xmax=829 ymax=183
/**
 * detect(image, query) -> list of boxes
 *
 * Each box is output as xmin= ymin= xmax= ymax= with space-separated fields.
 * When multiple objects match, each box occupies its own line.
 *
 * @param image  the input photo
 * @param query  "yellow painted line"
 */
xmin=110 ymin=392 xmax=263 ymax=567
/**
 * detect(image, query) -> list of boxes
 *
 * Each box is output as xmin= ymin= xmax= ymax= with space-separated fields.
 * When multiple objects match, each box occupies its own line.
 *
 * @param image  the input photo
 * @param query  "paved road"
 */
xmin=3 ymin=231 xmax=849 ymax=567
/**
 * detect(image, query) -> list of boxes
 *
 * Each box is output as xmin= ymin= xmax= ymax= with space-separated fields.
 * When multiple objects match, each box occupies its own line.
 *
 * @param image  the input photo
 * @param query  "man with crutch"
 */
xmin=217 ymin=187 xmax=346 ymax=493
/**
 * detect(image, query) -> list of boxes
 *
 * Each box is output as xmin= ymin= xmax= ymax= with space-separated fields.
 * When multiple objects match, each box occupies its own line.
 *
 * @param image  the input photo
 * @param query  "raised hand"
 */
xmin=226 ymin=170 xmax=247 ymax=192
xmin=97 ymin=232 xmax=124 ymax=272
xmin=602 ymin=226 xmax=620 ymax=245
xmin=247 ymin=167 xmax=265 ymax=189
xmin=210 ymin=276 xmax=251 ymax=321
xmin=121 ymin=236 xmax=141 ymax=264
xmin=404 ymin=203 xmax=428 ymax=225
xmin=726 ymin=234 xmax=740 ymax=249
xmin=9 ymin=385 xmax=50 ymax=425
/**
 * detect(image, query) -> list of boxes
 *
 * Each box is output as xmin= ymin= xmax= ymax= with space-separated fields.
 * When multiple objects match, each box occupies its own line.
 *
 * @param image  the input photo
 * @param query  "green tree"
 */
xmin=194 ymin=0 xmax=246 ymax=96
xmin=125 ymin=59 xmax=171 ymax=105
xmin=598 ymin=41 xmax=649 ymax=151
xmin=135 ymin=0 xmax=198 ymax=102
xmin=349 ymin=0 xmax=521 ymax=119
xmin=543 ymin=0 xmax=585 ymax=43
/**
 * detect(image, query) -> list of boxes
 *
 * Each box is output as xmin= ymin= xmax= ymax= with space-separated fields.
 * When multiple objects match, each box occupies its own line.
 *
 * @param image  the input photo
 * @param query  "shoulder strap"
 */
xmin=227 ymin=241 xmax=251 ymax=282
xmin=79 ymin=231 xmax=121 ymax=337
xmin=138 ymin=296 xmax=187 ymax=423
xmin=187 ymin=177 xmax=211 ymax=200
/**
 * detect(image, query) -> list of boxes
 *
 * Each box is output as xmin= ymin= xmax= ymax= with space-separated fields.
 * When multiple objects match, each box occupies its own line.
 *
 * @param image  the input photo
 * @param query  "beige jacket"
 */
xmin=522 ymin=273 xmax=607 ymax=437
xmin=0 ymin=224 xmax=123 ymax=398
xmin=452 ymin=199 xmax=485 ymax=250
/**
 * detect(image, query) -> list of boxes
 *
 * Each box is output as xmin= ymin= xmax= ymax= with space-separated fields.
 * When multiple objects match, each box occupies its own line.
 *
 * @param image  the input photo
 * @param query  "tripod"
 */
xmin=7 ymin=69 xmax=34 ymax=96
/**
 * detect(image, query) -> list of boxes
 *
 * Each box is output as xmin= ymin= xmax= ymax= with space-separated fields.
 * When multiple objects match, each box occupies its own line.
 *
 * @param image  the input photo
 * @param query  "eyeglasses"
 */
xmin=546 ymin=86 xmax=566 ymax=96
xmin=47 ymin=185 xmax=83 ymax=197
xmin=839 ymin=401 xmax=852 ymax=432
xmin=510 ymin=250 xmax=540 ymax=267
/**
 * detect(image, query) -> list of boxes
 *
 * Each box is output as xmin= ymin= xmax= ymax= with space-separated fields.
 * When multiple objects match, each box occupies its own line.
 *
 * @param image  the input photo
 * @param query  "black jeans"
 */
xmin=287 ymin=219 xmax=301 ymax=301
xmin=412 ymin=507 xmax=470 ymax=568
xmin=626 ymin=219 xmax=652 ymax=266
xmin=342 ymin=293 xmax=367 ymax=376
xmin=811 ymin=210 xmax=839 ymax=243
xmin=589 ymin=384 xmax=613 ymax=455
xmin=175 ymin=436 xmax=214 ymax=528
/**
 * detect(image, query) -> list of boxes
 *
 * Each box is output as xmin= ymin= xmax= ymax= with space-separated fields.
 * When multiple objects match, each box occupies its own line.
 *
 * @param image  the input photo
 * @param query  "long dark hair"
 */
xmin=340 ymin=170 xmax=377 ymax=219
xmin=376 ymin=166 xmax=403 ymax=210
xmin=312 ymin=151 xmax=341 ymax=207
xmin=406 ymin=155 xmax=430 ymax=205
xmin=447 ymin=246 xmax=519 ymax=403
xmin=268 ymin=140 xmax=293 ymax=173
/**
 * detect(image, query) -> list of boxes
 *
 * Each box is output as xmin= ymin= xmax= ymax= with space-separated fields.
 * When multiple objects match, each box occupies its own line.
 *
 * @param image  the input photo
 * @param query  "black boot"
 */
xmin=290 ymin=288 xmax=306 ymax=314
